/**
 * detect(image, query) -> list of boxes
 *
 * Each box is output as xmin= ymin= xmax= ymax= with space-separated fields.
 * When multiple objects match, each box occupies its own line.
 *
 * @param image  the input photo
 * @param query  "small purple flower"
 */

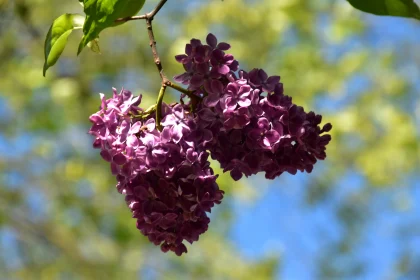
xmin=247 ymin=118 xmax=281 ymax=150
xmin=210 ymin=49 xmax=235 ymax=75
xmin=89 ymin=113 xmax=107 ymax=139
xmin=221 ymin=82 xmax=252 ymax=111
xmin=223 ymin=107 xmax=251 ymax=129
xmin=249 ymin=68 xmax=281 ymax=93
xmin=224 ymin=159 xmax=252 ymax=181
xmin=280 ymin=105 xmax=306 ymax=136
xmin=203 ymin=79 xmax=224 ymax=107
xmin=174 ymin=62 xmax=194 ymax=85
xmin=206 ymin=33 xmax=231 ymax=51
xmin=137 ymin=133 xmax=168 ymax=168
xmin=161 ymin=104 xmax=191 ymax=143
xmin=175 ymin=38 xmax=209 ymax=65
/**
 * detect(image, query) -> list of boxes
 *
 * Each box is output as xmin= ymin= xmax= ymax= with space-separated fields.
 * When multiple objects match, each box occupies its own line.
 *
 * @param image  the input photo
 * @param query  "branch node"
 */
xmin=118 ymin=0 xmax=200 ymax=119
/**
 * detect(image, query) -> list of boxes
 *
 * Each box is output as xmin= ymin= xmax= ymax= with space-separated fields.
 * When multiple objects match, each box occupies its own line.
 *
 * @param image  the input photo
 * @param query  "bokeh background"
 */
xmin=1 ymin=0 xmax=420 ymax=279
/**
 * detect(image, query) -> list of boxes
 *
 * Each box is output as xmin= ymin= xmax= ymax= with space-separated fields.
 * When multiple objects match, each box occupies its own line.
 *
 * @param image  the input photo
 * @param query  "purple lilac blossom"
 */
xmin=89 ymin=33 xmax=332 ymax=256
xmin=89 ymin=88 xmax=224 ymax=256
xmin=174 ymin=33 xmax=239 ymax=92
xmin=175 ymin=33 xmax=332 ymax=181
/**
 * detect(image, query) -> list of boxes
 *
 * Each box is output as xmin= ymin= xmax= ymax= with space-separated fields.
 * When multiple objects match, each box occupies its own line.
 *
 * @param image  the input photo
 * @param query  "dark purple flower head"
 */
xmin=174 ymin=34 xmax=332 ymax=182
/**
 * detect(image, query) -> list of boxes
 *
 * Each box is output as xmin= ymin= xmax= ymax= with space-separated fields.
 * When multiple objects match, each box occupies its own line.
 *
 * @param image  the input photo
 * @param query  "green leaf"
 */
xmin=347 ymin=0 xmax=420 ymax=20
xmin=77 ymin=0 xmax=146 ymax=55
xmin=43 ymin=14 xmax=85 ymax=76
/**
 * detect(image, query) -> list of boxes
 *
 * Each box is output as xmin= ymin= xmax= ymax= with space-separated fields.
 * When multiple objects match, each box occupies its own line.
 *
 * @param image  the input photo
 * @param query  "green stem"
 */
xmin=156 ymin=85 xmax=166 ymax=131
xmin=166 ymin=81 xmax=202 ymax=101
xmin=144 ymin=104 xmax=157 ymax=114
xmin=130 ymin=104 xmax=157 ymax=119
xmin=166 ymin=82 xmax=190 ymax=95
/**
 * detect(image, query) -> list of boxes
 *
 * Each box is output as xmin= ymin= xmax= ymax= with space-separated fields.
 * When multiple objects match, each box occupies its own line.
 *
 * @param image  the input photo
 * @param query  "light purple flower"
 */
xmin=221 ymin=82 xmax=252 ymax=111
xmin=161 ymin=104 xmax=191 ymax=143
xmin=247 ymin=118 xmax=281 ymax=150
xmin=223 ymin=107 xmax=250 ymax=129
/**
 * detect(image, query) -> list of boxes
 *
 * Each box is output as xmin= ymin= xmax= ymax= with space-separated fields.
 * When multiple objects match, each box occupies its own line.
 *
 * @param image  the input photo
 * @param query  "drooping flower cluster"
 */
xmin=89 ymin=88 xmax=224 ymax=255
xmin=89 ymin=33 xmax=332 ymax=256
xmin=174 ymin=33 xmax=332 ymax=181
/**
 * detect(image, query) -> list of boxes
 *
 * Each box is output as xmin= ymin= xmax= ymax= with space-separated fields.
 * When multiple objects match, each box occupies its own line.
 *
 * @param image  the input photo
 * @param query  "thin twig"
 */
xmin=147 ymin=0 xmax=168 ymax=20
xmin=145 ymin=16 xmax=168 ymax=83
xmin=115 ymin=14 xmax=147 ymax=22
xmin=116 ymin=0 xmax=199 ymax=128
xmin=143 ymin=4 xmax=169 ymax=130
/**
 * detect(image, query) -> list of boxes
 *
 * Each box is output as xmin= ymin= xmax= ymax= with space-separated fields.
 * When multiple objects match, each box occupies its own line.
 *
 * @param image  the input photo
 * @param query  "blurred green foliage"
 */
xmin=0 ymin=0 xmax=419 ymax=279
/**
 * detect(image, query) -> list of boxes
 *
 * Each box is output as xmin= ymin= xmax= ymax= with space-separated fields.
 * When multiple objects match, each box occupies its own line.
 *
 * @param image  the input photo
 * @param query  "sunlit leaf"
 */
xmin=43 ymin=13 xmax=85 ymax=76
xmin=347 ymin=0 xmax=420 ymax=20
xmin=77 ymin=0 xmax=146 ymax=55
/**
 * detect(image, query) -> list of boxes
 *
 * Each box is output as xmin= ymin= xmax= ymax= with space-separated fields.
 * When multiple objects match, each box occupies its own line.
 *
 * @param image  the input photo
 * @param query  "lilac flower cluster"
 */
xmin=174 ymin=34 xmax=332 ymax=181
xmin=89 ymin=88 xmax=224 ymax=256
xmin=89 ymin=34 xmax=332 ymax=256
